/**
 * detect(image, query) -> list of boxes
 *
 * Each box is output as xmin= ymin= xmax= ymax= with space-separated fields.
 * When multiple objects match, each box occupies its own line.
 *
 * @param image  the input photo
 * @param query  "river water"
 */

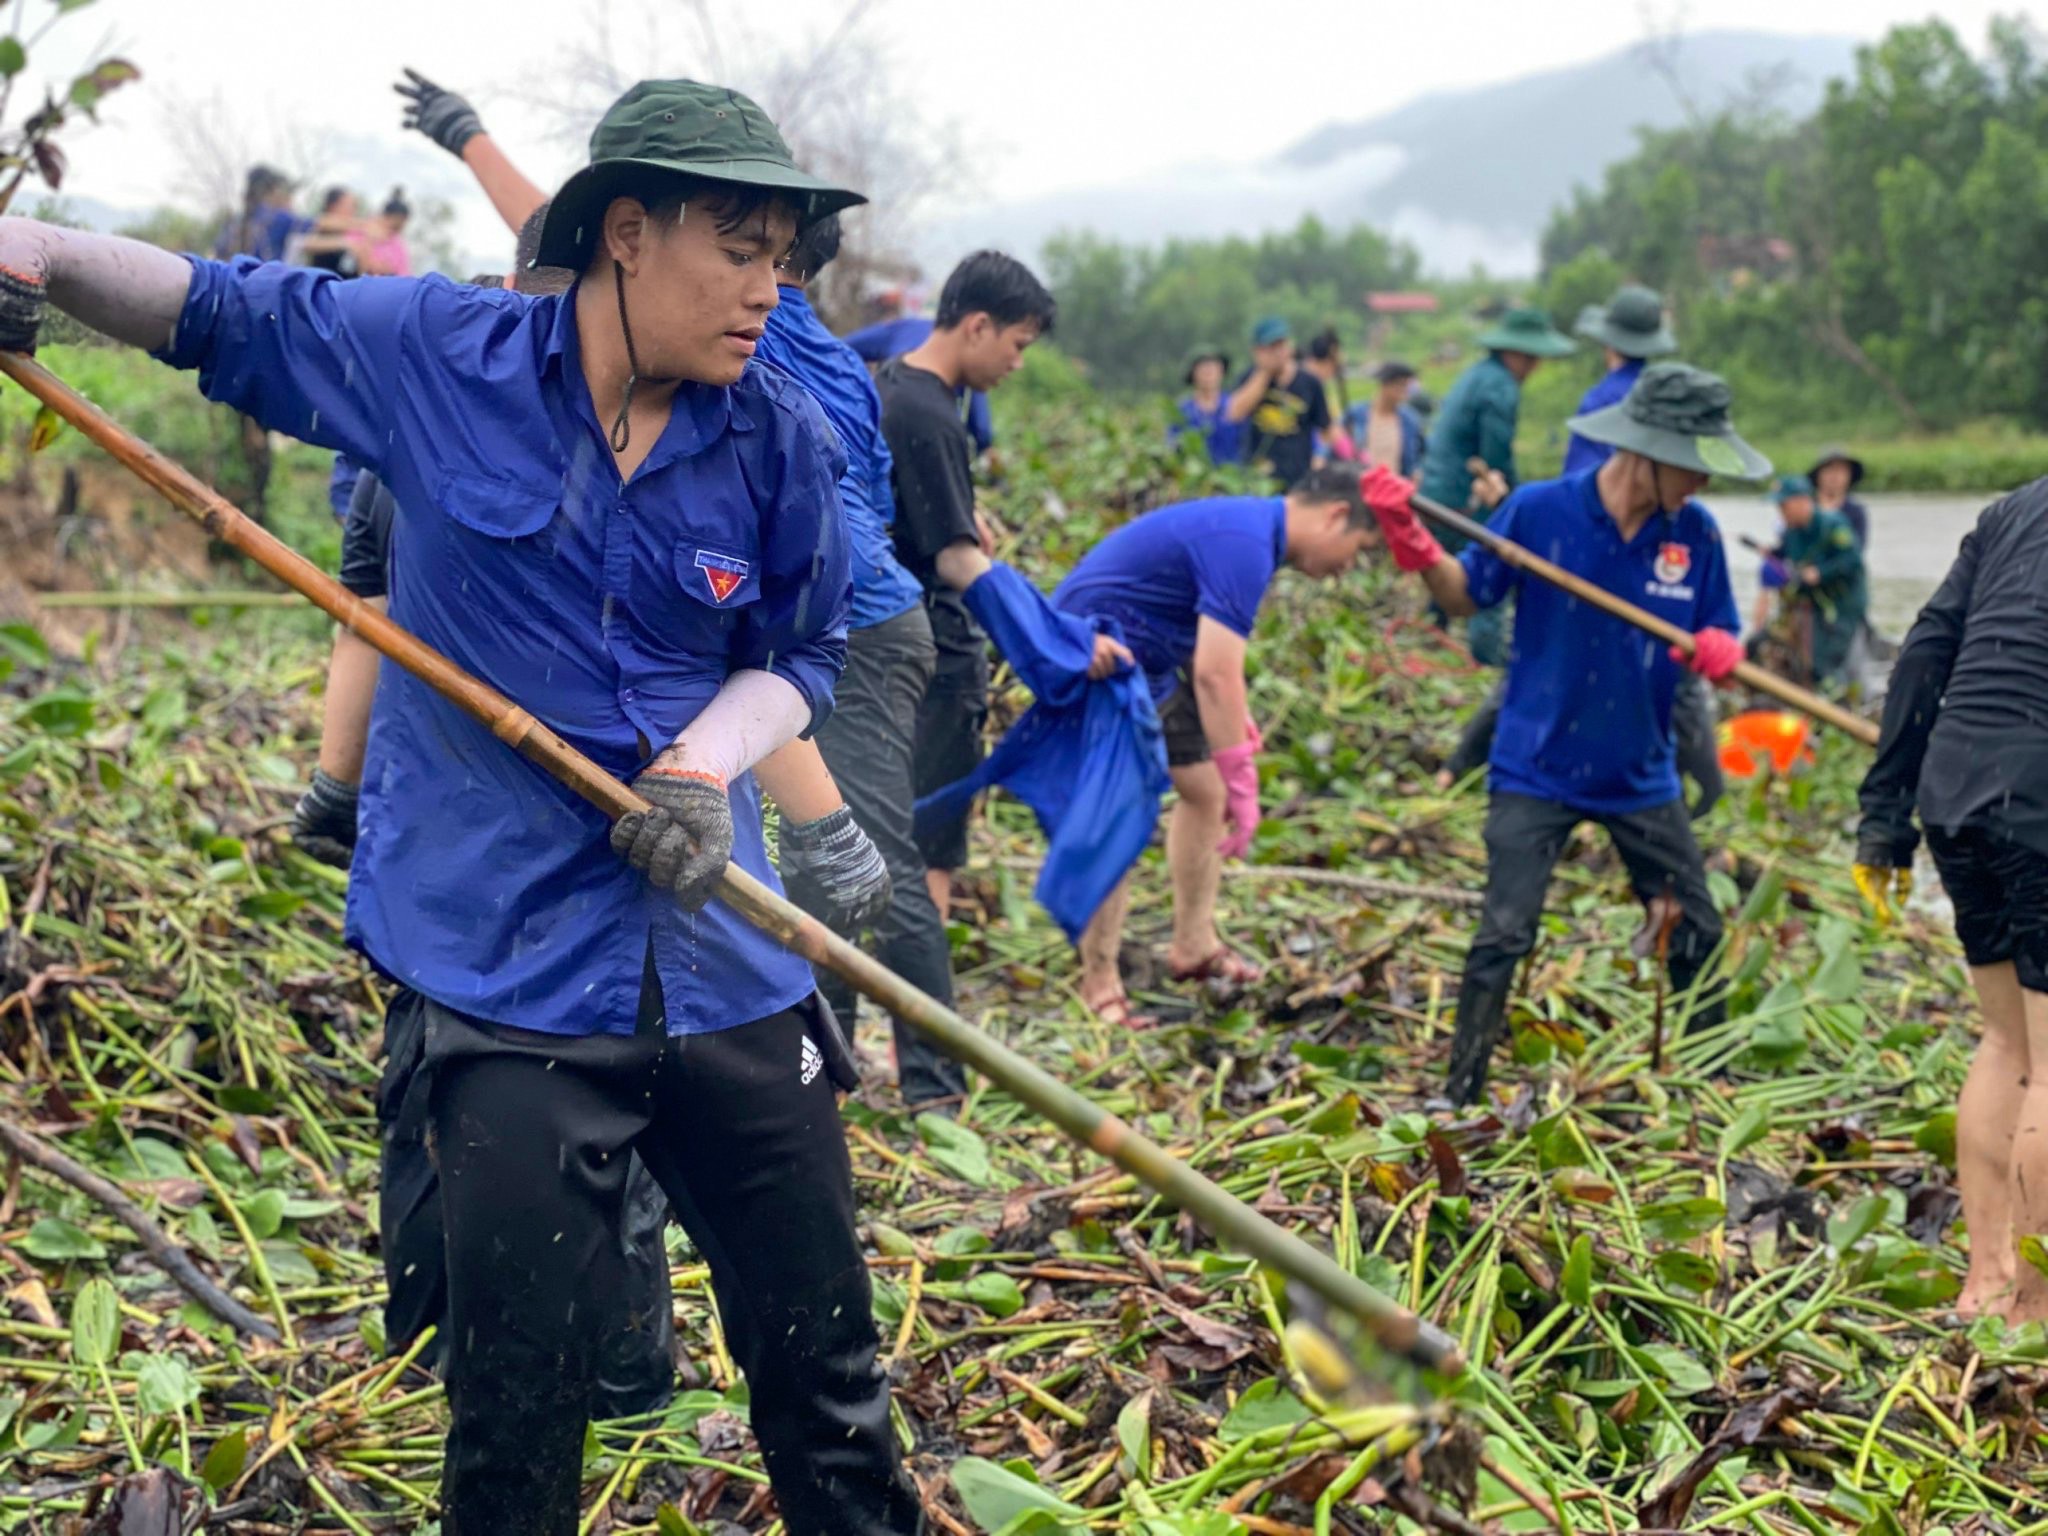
xmin=1710 ymin=491 xmax=1997 ymax=636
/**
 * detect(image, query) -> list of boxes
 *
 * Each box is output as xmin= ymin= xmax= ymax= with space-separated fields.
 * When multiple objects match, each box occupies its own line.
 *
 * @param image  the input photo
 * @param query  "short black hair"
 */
xmin=513 ymin=200 xmax=575 ymax=297
xmin=782 ymin=212 xmax=842 ymax=283
xmin=1307 ymin=327 xmax=1342 ymax=361
xmin=1291 ymin=464 xmax=1369 ymax=526
xmin=383 ymin=186 xmax=410 ymax=220
xmin=320 ymin=185 xmax=352 ymax=212
xmin=934 ymin=250 xmax=1055 ymax=335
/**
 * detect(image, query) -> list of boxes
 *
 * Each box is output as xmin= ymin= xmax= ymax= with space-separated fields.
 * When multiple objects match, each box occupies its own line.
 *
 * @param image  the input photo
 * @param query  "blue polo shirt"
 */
xmin=757 ymin=286 xmax=922 ymax=630
xmin=1463 ymin=470 xmax=1737 ymax=813
xmin=157 ymin=256 xmax=851 ymax=1038
xmin=1052 ymin=496 xmax=1286 ymax=700
xmin=1562 ymin=359 xmax=1643 ymax=475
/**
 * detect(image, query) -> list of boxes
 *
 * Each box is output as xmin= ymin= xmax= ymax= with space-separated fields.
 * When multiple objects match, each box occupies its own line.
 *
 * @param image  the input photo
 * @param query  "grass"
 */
xmin=0 ymin=362 xmax=2034 ymax=1535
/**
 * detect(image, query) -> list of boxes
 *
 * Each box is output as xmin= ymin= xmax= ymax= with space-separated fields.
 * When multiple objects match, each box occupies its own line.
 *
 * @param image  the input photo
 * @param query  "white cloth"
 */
xmin=660 ymin=668 xmax=810 ymax=785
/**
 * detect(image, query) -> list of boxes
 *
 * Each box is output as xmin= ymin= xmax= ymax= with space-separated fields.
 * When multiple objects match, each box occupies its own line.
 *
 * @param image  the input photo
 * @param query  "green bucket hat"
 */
xmin=1805 ymin=446 xmax=1866 ymax=488
xmin=534 ymin=80 xmax=866 ymax=271
xmin=1576 ymin=284 xmax=1677 ymax=358
xmin=1567 ymin=361 xmax=1773 ymax=479
xmin=1475 ymin=305 xmax=1576 ymax=358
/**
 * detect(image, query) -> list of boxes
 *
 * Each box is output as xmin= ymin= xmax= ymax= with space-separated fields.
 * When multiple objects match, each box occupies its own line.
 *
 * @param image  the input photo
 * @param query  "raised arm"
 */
xmin=1223 ymin=363 xmax=1271 ymax=425
xmin=397 ymin=68 xmax=547 ymax=234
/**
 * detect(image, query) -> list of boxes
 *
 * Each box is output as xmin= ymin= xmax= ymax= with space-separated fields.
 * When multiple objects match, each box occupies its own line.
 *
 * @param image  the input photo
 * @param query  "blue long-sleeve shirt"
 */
xmin=157 ymin=257 xmax=851 ymax=1037
xmin=756 ymin=286 xmax=922 ymax=630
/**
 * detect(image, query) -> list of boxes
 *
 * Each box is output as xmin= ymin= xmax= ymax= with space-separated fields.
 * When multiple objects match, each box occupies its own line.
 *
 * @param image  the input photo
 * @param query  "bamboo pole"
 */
xmin=0 ymin=350 xmax=1464 ymax=1378
xmin=1411 ymin=490 xmax=1880 ymax=748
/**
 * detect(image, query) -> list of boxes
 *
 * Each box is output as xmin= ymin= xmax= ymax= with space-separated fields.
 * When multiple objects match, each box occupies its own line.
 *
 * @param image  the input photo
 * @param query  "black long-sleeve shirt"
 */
xmin=1858 ymin=479 xmax=2048 ymax=861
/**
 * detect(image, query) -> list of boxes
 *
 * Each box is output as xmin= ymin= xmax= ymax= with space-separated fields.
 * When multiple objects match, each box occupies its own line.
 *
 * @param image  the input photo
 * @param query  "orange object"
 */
xmin=1718 ymin=710 xmax=1814 ymax=778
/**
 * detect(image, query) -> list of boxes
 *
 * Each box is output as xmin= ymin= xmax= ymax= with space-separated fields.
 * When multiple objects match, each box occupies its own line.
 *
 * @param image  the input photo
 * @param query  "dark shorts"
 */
xmin=911 ymin=595 xmax=989 ymax=870
xmin=338 ymin=471 xmax=396 ymax=600
xmin=1158 ymin=680 xmax=1210 ymax=768
xmin=1926 ymin=823 xmax=2048 ymax=993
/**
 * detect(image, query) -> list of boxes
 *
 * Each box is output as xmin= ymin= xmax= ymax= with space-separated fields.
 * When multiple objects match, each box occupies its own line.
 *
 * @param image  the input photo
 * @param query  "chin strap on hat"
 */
xmin=610 ymin=258 xmax=643 ymax=454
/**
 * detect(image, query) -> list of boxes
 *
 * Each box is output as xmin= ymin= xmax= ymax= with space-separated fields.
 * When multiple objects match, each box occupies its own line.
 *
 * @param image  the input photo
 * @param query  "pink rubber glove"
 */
xmin=1672 ymin=627 xmax=1742 ymax=684
xmin=1213 ymin=739 xmax=1261 ymax=859
xmin=1361 ymin=464 xmax=1445 ymax=573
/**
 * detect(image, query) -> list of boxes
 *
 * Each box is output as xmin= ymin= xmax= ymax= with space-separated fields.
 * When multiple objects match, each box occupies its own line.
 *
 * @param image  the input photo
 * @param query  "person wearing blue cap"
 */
xmin=1224 ymin=315 xmax=1331 ymax=488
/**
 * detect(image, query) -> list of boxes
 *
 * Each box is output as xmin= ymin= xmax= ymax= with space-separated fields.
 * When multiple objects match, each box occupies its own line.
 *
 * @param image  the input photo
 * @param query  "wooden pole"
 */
xmin=1411 ymin=490 xmax=1880 ymax=748
xmin=0 ymin=350 xmax=1464 ymax=1378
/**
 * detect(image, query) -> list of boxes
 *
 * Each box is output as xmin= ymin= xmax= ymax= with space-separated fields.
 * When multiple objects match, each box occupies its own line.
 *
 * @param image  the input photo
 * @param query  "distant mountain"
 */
xmin=923 ymin=30 xmax=1858 ymax=280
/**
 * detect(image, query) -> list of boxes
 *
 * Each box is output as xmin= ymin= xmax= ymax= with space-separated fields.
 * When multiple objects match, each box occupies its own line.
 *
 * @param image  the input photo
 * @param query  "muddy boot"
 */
xmin=1445 ymin=977 xmax=1513 ymax=1107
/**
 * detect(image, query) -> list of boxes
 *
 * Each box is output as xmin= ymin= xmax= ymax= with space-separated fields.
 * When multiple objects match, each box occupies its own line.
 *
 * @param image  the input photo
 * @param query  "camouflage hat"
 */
xmin=534 ymin=80 xmax=865 ymax=270
xmin=1567 ymin=361 xmax=1772 ymax=479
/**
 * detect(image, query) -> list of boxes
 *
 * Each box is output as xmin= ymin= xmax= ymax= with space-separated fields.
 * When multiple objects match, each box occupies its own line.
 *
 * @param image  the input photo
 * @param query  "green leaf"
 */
xmin=0 ymin=38 xmax=25 ymax=77
xmin=1115 ymin=1389 xmax=1152 ymax=1481
xmin=656 ymin=1505 xmax=700 ymax=1536
xmin=1638 ymin=1343 xmax=1713 ymax=1397
xmin=1653 ymin=1250 xmax=1720 ymax=1293
xmin=1827 ymin=1194 xmax=1888 ymax=1254
xmin=869 ymin=1222 xmax=917 ymax=1259
xmin=0 ymin=1392 xmax=19 ymax=1442
xmin=239 ymin=1189 xmax=285 ymax=1241
xmin=1811 ymin=942 xmax=1863 ymax=1003
xmin=1745 ymin=1012 xmax=1807 ymax=1069
xmin=1720 ymin=1103 xmax=1770 ymax=1156
xmin=69 ymin=1277 xmax=120 ymax=1366
xmin=23 ymin=1216 xmax=106 ymax=1261
xmin=950 ymin=1457 xmax=1083 ymax=1535
xmin=20 ymin=688 xmax=94 ymax=737
xmin=0 ymin=624 xmax=49 ymax=670
xmin=1561 ymin=1234 xmax=1593 ymax=1307
xmin=1914 ymin=1110 xmax=1958 ymax=1168
xmin=198 ymin=1426 xmax=248 ymax=1494
xmin=135 ymin=1354 xmax=201 ymax=1415
xmin=238 ymin=890 xmax=304 ymax=923
xmin=1639 ymin=1196 xmax=1726 ymax=1244
xmin=278 ymin=1196 xmax=342 ymax=1221
xmin=260 ymin=1241 xmax=320 ymax=1288
xmin=916 ymin=1113 xmax=992 ymax=1185
xmin=1141 ymin=1515 xmax=1245 ymax=1536
xmin=963 ymin=1272 xmax=1024 ymax=1319
xmin=1217 ymin=1377 xmax=1310 ymax=1443
xmin=2018 ymin=1234 xmax=2048 ymax=1280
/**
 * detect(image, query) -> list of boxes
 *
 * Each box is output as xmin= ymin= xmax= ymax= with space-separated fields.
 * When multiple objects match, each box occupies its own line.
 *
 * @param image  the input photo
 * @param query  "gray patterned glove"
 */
xmin=611 ymin=766 xmax=733 ymax=911
xmin=291 ymin=768 xmax=358 ymax=869
xmin=780 ymin=806 xmax=891 ymax=932
xmin=395 ymin=68 xmax=485 ymax=158
xmin=0 ymin=257 xmax=46 ymax=353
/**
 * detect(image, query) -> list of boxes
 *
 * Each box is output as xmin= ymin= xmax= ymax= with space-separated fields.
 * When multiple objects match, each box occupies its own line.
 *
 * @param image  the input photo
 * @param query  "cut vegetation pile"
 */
xmin=0 ymin=361 xmax=2035 ymax=1535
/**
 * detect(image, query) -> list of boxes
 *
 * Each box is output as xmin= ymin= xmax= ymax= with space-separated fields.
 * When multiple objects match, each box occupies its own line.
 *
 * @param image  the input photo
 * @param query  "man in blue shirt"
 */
xmin=1365 ymin=364 xmax=1766 ymax=1104
xmin=1051 ymin=468 xmax=1377 ymax=1025
xmin=1563 ymin=285 xmax=1676 ymax=474
xmin=1171 ymin=344 xmax=1246 ymax=464
xmin=846 ymin=304 xmax=996 ymax=454
xmin=0 ymin=80 xmax=920 ymax=1536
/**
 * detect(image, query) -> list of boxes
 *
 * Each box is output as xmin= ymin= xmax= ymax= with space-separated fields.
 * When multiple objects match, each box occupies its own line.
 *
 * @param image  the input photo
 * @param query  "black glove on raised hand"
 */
xmin=780 ymin=805 xmax=891 ymax=932
xmin=291 ymin=768 xmax=359 ymax=869
xmin=611 ymin=765 xmax=733 ymax=910
xmin=395 ymin=67 xmax=485 ymax=159
xmin=0 ymin=258 xmax=47 ymax=353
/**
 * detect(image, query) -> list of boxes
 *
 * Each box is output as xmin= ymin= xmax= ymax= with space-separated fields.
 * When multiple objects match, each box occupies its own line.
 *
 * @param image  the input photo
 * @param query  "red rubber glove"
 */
xmin=1361 ymin=464 xmax=1445 ymax=573
xmin=1673 ymin=627 xmax=1742 ymax=684
xmin=1212 ymin=739 xmax=1261 ymax=860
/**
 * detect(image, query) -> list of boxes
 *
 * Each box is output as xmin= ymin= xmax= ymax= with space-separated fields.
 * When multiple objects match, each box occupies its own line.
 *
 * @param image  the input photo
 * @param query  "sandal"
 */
xmin=1082 ymin=990 xmax=1159 ymax=1030
xmin=1169 ymin=947 xmax=1264 ymax=989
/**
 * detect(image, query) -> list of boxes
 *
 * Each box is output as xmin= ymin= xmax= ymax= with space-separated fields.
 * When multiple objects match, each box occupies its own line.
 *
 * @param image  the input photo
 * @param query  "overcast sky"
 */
xmin=38 ymin=0 xmax=2031 ymax=266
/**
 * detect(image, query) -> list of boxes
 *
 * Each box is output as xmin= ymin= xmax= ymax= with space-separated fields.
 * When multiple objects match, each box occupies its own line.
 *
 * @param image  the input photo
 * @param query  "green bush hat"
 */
xmin=1251 ymin=315 xmax=1292 ymax=347
xmin=1567 ymin=361 xmax=1773 ymax=479
xmin=1806 ymin=446 xmax=1866 ymax=488
xmin=1577 ymin=285 xmax=1677 ymax=358
xmin=535 ymin=80 xmax=866 ymax=270
xmin=1184 ymin=344 xmax=1231 ymax=385
xmin=1772 ymin=473 xmax=1816 ymax=503
xmin=1475 ymin=305 xmax=1576 ymax=357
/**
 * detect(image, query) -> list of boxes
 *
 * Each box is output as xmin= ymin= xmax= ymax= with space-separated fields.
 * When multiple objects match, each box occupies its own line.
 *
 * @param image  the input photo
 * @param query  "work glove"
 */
xmin=1213 ymin=724 xmax=1263 ymax=860
xmin=611 ymin=764 xmax=733 ymax=910
xmin=0 ymin=254 xmax=47 ymax=353
xmin=1360 ymin=464 xmax=1445 ymax=572
xmin=290 ymin=768 xmax=359 ymax=869
xmin=780 ymin=805 xmax=892 ymax=932
xmin=1672 ymin=627 xmax=1742 ymax=684
xmin=395 ymin=68 xmax=486 ymax=159
xmin=1852 ymin=862 xmax=1912 ymax=926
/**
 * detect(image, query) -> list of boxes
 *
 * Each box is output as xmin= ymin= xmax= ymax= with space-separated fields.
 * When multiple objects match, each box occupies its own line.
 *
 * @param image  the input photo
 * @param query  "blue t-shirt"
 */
xmin=757 ymin=286 xmax=923 ymax=630
xmin=1562 ymin=359 xmax=1643 ymax=475
xmin=1172 ymin=394 xmax=1246 ymax=464
xmin=1462 ymin=470 xmax=1738 ymax=813
xmin=1053 ymin=496 xmax=1286 ymax=699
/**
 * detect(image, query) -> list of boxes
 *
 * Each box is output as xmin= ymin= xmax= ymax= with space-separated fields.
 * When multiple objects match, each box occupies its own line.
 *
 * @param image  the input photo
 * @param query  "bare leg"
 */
xmin=317 ymin=608 xmax=386 ymax=783
xmin=924 ymin=868 xmax=952 ymax=925
xmin=1957 ymin=963 xmax=2026 ymax=1316
xmin=2003 ymin=984 xmax=2048 ymax=1323
xmin=1077 ymin=875 xmax=1133 ymax=1011
xmin=1165 ymin=762 xmax=1226 ymax=973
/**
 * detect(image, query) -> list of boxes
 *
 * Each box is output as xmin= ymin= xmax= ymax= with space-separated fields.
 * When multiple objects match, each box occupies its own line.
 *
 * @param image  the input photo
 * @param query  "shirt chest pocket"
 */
xmin=434 ymin=471 xmax=561 ymax=552
xmin=670 ymin=536 xmax=763 ymax=631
